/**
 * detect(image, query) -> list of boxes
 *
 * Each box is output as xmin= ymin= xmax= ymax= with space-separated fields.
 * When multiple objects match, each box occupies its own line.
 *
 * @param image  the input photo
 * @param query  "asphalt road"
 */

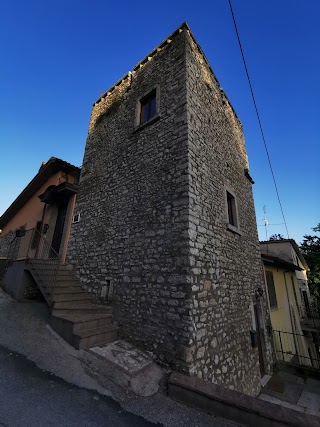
xmin=0 ymin=344 xmax=160 ymax=427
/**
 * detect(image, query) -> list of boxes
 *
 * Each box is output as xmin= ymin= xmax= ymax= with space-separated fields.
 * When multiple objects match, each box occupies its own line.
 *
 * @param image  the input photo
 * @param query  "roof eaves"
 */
xmin=0 ymin=158 xmax=80 ymax=230
xmin=260 ymin=239 xmax=309 ymax=272
xmin=261 ymin=253 xmax=303 ymax=271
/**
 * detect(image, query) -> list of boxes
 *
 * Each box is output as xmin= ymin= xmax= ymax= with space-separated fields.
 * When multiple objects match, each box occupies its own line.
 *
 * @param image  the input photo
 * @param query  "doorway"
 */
xmin=51 ymin=202 xmax=68 ymax=255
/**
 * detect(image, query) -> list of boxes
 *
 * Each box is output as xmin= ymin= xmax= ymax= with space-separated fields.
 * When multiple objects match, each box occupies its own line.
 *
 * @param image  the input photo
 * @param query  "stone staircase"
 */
xmin=27 ymin=259 xmax=118 ymax=349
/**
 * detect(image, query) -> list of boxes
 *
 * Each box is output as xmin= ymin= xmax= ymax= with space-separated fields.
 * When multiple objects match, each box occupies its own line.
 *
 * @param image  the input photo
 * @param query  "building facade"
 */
xmin=0 ymin=157 xmax=80 ymax=299
xmin=0 ymin=157 xmax=80 ymax=262
xmin=261 ymin=240 xmax=320 ymax=368
xmin=67 ymin=23 xmax=273 ymax=396
xmin=260 ymin=240 xmax=312 ymax=318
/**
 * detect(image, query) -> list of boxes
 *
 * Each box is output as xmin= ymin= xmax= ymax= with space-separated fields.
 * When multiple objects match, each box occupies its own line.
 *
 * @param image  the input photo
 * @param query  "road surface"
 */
xmin=0 ymin=344 xmax=160 ymax=427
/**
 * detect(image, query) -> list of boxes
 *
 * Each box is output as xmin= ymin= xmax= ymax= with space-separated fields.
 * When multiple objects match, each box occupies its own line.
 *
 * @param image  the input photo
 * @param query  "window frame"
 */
xmin=224 ymin=186 xmax=241 ymax=235
xmin=265 ymin=270 xmax=278 ymax=310
xmin=135 ymin=86 xmax=160 ymax=130
xmin=140 ymin=89 xmax=157 ymax=124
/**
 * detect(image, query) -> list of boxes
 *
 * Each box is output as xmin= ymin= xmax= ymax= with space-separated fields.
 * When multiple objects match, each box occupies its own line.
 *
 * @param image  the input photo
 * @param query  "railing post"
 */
xmin=279 ymin=331 xmax=284 ymax=361
xmin=50 ymin=256 xmax=60 ymax=309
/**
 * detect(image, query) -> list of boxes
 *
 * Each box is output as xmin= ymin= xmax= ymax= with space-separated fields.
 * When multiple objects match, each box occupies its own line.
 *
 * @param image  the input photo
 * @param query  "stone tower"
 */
xmin=68 ymin=23 xmax=273 ymax=396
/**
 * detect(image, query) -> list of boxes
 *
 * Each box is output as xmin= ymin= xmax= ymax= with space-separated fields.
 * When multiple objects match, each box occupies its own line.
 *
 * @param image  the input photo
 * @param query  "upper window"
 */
xmin=226 ymin=191 xmax=238 ymax=228
xmin=266 ymin=271 xmax=277 ymax=310
xmin=140 ymin=89 xmax=157 ymax=124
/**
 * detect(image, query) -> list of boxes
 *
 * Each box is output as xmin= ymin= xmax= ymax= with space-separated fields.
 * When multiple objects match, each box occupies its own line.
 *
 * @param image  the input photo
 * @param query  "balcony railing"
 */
xmin=6 ymin=228 xmax=60 ymax=307
xmin=273 ymin=329 xmax=320 ymax=369
xmin=6 ymin=228 xmax=59 ymax=261
xmin=298 ymin=304 xmax=320 ymax=330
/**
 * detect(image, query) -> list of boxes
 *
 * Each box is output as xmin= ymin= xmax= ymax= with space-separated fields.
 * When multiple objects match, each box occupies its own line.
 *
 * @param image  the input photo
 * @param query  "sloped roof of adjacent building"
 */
xmin=260 ymin=239 xmax=309 ymax=271
xmin=261 ymin=253 xmax=303 ymax=271
xmin=0 ymin=157 xmax=80 ymax=230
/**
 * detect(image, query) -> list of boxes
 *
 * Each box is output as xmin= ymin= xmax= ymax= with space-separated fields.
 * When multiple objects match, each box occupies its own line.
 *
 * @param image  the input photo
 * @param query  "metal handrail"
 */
xmin=26 ymin=228 xmax=59 ymax=260
xmin=27 ymin=228 xmax=61 ymax=307
xmin=3 ymin=234 xmax=19 ymax=276
xmin=273 ymin=329 xmax=320 ymax=369
xmin=6 ymin=228 xmax=61 ymax=308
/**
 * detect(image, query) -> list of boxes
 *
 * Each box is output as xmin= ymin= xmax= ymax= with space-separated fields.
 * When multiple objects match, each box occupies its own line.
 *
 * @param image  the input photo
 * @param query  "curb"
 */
xmin=168 ymin=372 xmax=319 ymax=427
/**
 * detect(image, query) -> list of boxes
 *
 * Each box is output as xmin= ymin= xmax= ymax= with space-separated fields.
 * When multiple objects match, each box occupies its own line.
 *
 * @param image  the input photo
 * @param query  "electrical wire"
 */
xmin=227 ymin=0 xmax=290 ymax=239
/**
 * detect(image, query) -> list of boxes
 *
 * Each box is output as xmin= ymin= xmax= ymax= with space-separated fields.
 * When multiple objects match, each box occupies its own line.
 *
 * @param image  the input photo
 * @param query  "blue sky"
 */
xmin=0 ymin=1 xmax=319 ymax=244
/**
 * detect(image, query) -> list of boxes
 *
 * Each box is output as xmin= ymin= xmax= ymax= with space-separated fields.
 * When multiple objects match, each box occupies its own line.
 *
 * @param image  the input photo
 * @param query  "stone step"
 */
xmin=29 ymin=259 xmax=59 ymax=265
xmin=50 ymin=313 xmax=117 ymax=350
xmin=41 ymin=286 xmax=84 ymax=296
xmin=51 ymin=309 xmax=113 ymax=320
xmin=73 ymin=315 xmax=114 ymax=334
xmin=51 ymin=293 xmax=92 ymax=303
xmin=51 ymin=286 xmax=86 ymax=295
xmin=29 ymin=262 xmax=70 ymax=271
xmin=28 ymin=265 xmax=59 ymax=272
xmin=73 ymin=325 xmax=119 ymax=349
xmin=28 ymin=269 xmax=68 ymax=283
xmin=79 ymin=341 xmax=163 ymax=396
xmin=36 ymin=272 xmax=72 ymax=279
xmin=55 ymin=277 xmax=81 ymax=287
xmin=32 ymin=270 xmax=75 ymax=279
xmin=41 ymin=273 xmax=76 ymax=281
xmin=50 ymin=311 xmax=114 ymax=344
xmin=29 ymin=266 xmax=60 ymax=273
xmin=57 ymin=268 xmax=73 ymax=276
xmin=51 ymin=309 xmax=107 ymax=315
xmin=53 ymin=301 xmax=109 ymax=311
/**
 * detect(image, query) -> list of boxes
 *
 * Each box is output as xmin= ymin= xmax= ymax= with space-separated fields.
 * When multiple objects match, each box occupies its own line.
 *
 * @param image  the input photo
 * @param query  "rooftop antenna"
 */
xmin=262 ymin=205 xmax=268 ymax=240
xmin=259 ymin=206 xmax=285 ymax=239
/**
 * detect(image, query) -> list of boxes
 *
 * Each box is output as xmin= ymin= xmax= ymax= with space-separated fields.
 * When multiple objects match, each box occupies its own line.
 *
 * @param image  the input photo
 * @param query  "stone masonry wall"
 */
xmin=68 ymin=30 xmax=195 ymax=368
xmin=67 ymin=24 xmax=274 ymax=394
xmin=184 ymin=31 xmax=273 ymax=396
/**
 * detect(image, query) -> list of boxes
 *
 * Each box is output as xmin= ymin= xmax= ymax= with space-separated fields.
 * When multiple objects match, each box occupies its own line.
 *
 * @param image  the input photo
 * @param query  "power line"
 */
xmin=227 ymin=0 xmax=290 ymax=239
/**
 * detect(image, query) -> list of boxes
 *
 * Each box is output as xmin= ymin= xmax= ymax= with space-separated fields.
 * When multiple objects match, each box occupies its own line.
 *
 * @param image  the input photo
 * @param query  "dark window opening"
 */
xmin=51 ymin=203 xmax=67 ymax=255
xmin=302 ymin=290 xmax=312 ymax=318
xmin=266 ymin=271 xmax=277 ymax=309
xmin=140 ymin=90 xmax=157 ymax=124
xmin=226 ymin=191 xmax=237 ymax=227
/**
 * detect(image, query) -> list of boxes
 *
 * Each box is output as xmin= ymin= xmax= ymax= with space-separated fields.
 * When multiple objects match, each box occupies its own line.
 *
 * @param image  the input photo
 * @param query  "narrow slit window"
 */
xmin=226 ymin=191 xmax=237 ymax=227
xmin=140 ymin=90 xmax=157 ymax=124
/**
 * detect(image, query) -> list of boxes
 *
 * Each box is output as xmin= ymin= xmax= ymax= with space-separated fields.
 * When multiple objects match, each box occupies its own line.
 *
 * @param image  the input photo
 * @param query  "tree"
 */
xmin=300 ymin=224 xmax=320 ymax=308
xmin=269 ymin=234 xmax=285 ymax=241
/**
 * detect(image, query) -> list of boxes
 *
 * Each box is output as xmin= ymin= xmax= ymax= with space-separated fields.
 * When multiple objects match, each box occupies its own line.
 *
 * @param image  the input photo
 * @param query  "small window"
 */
xmin=140 ymin=89 xmax=157 ymax=124
xmin=72 ymin=213 xmax=81 ymax=223
xmin=226 ymin=191 xmax=238 ymax=227
xmin=266 ymin=271 xmax=277 ymax=310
